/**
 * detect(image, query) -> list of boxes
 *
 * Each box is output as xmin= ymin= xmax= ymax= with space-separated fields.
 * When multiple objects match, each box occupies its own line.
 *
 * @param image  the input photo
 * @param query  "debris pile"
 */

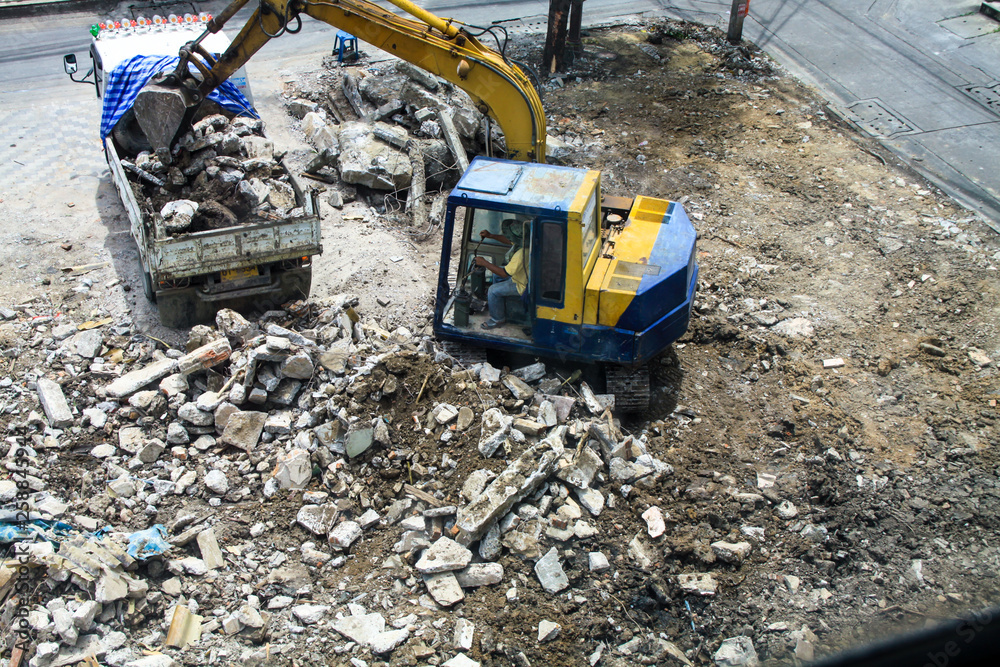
xmin=121 ymin=113 xmax=306 ymax=236
xmin=1 ymin=297 xmax=777 ymax=667
xmin=286 ymin=59 xmax=505 ymax=226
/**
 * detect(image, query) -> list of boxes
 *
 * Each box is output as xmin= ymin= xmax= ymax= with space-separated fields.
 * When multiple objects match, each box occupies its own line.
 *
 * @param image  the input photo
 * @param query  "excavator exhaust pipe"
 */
xmin=133 ymin=83 xmax=199 ymax=164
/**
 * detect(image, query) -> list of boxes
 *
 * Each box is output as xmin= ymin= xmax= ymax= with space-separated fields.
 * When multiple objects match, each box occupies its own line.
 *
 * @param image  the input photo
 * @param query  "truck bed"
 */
xmin=106 ymin=140 xmax=322 ymax=282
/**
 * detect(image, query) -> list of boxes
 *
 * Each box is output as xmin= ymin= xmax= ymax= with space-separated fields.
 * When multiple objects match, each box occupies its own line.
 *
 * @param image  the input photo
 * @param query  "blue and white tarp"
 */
xmin=101 ymin=54 xmax=258 ymax=140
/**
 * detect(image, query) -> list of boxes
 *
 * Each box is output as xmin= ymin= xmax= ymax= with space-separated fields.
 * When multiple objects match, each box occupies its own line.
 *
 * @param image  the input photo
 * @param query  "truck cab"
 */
xmin=434 ymin=157 xmax=698 ymax=374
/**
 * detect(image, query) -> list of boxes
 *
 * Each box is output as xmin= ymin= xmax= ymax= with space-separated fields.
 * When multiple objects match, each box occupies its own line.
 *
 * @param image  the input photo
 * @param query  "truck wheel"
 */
xmin=141 ymin=268 xmax=156 ymax=303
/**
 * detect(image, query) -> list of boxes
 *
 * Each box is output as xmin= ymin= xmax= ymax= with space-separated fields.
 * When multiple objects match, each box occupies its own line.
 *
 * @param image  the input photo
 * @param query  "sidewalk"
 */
xmin=647 ymin=0 xmax=1000 ymax=229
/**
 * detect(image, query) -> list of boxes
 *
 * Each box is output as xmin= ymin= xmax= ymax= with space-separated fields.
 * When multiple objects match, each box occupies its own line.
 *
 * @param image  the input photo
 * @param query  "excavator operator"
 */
xmin=475 ymin=219 xmax=529 ymax=329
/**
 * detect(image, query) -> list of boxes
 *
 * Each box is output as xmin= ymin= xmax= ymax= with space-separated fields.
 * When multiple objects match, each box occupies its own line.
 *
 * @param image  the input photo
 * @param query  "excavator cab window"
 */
xmin=536 ymin=221 xmax=565 ymax=305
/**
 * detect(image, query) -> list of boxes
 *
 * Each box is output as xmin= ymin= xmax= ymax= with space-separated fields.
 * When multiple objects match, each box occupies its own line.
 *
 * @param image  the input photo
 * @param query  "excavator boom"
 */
xmin=134 ymin=0 xmax=546 ymax=162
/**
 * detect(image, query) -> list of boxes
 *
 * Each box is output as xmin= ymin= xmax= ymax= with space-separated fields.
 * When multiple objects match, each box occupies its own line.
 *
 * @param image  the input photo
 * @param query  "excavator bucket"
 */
xmin=132 ymin=83 xmax=198 ymax=163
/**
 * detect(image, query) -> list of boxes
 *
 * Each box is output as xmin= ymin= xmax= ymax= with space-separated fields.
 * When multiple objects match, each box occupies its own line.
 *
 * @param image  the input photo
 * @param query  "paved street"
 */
xmin=1 ymin=0 xmax=999 ymax=224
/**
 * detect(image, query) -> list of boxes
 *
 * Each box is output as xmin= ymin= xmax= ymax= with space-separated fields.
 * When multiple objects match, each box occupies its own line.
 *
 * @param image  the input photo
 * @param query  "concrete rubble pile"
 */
xmin=289 ymin=60 xmax=487 ymax=195
xmin=1 ymin=298 xmax=800 ymax=667
xmin=285 ymin=58 xmax=585 ymax=227
xmin=122 ymin=113 xmax=305 ymax=237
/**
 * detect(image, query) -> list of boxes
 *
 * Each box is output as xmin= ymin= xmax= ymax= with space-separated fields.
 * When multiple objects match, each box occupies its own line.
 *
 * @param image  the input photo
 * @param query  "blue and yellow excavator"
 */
xmin=129 ymin=0 xmax=698 ymax=411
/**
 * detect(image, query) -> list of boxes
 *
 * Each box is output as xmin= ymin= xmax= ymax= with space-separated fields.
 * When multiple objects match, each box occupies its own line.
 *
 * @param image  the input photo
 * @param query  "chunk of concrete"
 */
xmin=574 ymin=486 xmax=605 ymax=516
xmin=107 ymin=359 xmax=179 ymax=398
xmin=478 ymin=407 xmax=511 ymax=458
xmin=329 ymin=520 xmax=363 ymax=549
xmin=423 ymin=572 xmax=464 ymax=607
xmin=501 ymin=374 xmax=534 ymax=400
xmin=589 ymin=552 xmax=610 ymax=572
xmin=538 ymin=619 xmax=561 ymax=643
xmin=711 ymin=541 xmax=752 ymax=565
xmin=197 ymin=527 xmax=225 ymax=570
xmin=337 ymin=121 xmax=412 ymax=190
xmin=455 ymin=429 xmax=565 ymax=544
xmin=118 ymin=426 xmax=144 ymax=454
xmin=714 ymin=636 xmax=760 ymax=667
xmin=456 ymin=406 xmax=475 ymax=431
xmin=534 ymin=547 xmax=569 ymax=594
xmin=71 ymin=329 xmax=104 ymax=358
xmin=220 ymin=411 xmax=267 ymax=451
xmin=279 ymin=352 xmax=314 ymax=379
xmin=272 ymin=448 xmax=312 ymax=490
xmin=137 ymin=439 xmax=165 ymax=464
xmin=643 ymin=506 xmax=666 ymax=538
xmin=292 ymin=604 xmax=329 ymax=625
xmin=346 ymin=427 xmax=374 ymax=458
xmin=454 ymin=617 xmax=475 ymax=651
xmin=678 ymin=572 xmax=717 ymax=596
xmin=297 ymin=504 xmax=338 ymax=535
xmin=555 ymin=446 xmax=603 ymax=489
xmin=178 ymin=402 xmax=214 ymax=426
xmin=415 ymin=537 xmax=472 ymax=574
xmin=455 ymin=562 xmax=504 ymax=588
xmin=36 ymin=378 xmax=73 ymax=428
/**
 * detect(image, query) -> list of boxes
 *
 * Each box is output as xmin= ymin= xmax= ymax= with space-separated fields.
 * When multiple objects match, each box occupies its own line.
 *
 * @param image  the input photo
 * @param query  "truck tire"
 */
xmin=140 ymin=267 xmax=156 ymax=303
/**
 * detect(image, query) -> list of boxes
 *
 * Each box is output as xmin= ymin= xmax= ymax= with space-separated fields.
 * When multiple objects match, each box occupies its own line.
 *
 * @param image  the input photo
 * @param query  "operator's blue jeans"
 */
xmin=487 ymin=278 xmax=520 ymax=322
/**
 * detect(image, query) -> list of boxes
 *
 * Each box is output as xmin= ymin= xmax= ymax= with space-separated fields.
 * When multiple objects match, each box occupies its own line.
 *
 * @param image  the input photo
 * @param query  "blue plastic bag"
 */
xmin=126 ymin=524 xmax=171 ymax=559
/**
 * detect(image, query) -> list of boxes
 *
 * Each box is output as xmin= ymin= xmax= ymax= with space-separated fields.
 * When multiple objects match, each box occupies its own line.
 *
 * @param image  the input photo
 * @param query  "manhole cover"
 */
xmin=847 ymin=100 xmax=916 ymax=137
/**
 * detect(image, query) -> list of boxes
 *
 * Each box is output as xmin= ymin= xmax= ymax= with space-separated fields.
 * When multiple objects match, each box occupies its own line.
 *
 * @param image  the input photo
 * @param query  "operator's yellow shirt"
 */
xmin=505 ymin=249 xmax=527 ymax=295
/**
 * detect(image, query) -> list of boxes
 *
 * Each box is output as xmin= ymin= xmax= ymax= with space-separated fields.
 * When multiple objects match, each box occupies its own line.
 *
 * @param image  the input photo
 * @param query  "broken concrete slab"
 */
xmin=456 ymin=429 xmax=565 ymax=545
xmin=337 ymin=121 xmax=413 ymax=190
xmin=106 ymin=358 xmax=179 ymax=398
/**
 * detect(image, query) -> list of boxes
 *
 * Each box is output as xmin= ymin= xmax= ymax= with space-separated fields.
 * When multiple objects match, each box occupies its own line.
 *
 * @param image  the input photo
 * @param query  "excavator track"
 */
xmin=605 ymin=364 xmax=651 ymax=413
xmin=439 ymin=341 xmax=489 ymax=368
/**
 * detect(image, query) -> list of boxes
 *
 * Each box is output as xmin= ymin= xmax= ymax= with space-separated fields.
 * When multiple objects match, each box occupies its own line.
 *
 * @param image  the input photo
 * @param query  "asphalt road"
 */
xmin=2 ymin=0 xmax=1000 ymax=225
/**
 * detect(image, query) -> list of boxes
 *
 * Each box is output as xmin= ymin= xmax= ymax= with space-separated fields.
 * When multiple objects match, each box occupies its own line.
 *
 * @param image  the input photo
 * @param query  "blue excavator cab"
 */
xmin=433 ymin=157 xmax=698 ymax=409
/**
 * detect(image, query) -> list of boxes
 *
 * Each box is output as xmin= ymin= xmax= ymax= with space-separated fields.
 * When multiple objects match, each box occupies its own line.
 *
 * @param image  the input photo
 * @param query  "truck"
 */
xmin=124 ymin=0 xmax=697 ymax=410
xmin=63 ymin=11 xmax=322 ymax=328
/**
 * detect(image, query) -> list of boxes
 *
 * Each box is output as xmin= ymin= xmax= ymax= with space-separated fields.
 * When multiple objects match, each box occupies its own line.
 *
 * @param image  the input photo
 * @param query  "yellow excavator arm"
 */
xmin=134 ymin=0 xmax=546 ymax=162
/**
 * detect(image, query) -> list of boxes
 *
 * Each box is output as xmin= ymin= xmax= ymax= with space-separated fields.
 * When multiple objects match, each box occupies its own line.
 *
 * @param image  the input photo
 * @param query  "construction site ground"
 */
xmin=1 ymin=17 xmax=999 ymax=667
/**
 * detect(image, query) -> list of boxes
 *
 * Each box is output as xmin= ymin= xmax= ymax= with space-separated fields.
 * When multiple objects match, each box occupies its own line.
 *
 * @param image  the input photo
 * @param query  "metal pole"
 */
xmin=727 ymin=0 xmax=749 ymax=44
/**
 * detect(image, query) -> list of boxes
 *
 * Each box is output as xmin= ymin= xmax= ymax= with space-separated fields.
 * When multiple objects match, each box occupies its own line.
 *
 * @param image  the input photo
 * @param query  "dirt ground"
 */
xmin=2 ymin=16 xmax=1000 ymax=667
